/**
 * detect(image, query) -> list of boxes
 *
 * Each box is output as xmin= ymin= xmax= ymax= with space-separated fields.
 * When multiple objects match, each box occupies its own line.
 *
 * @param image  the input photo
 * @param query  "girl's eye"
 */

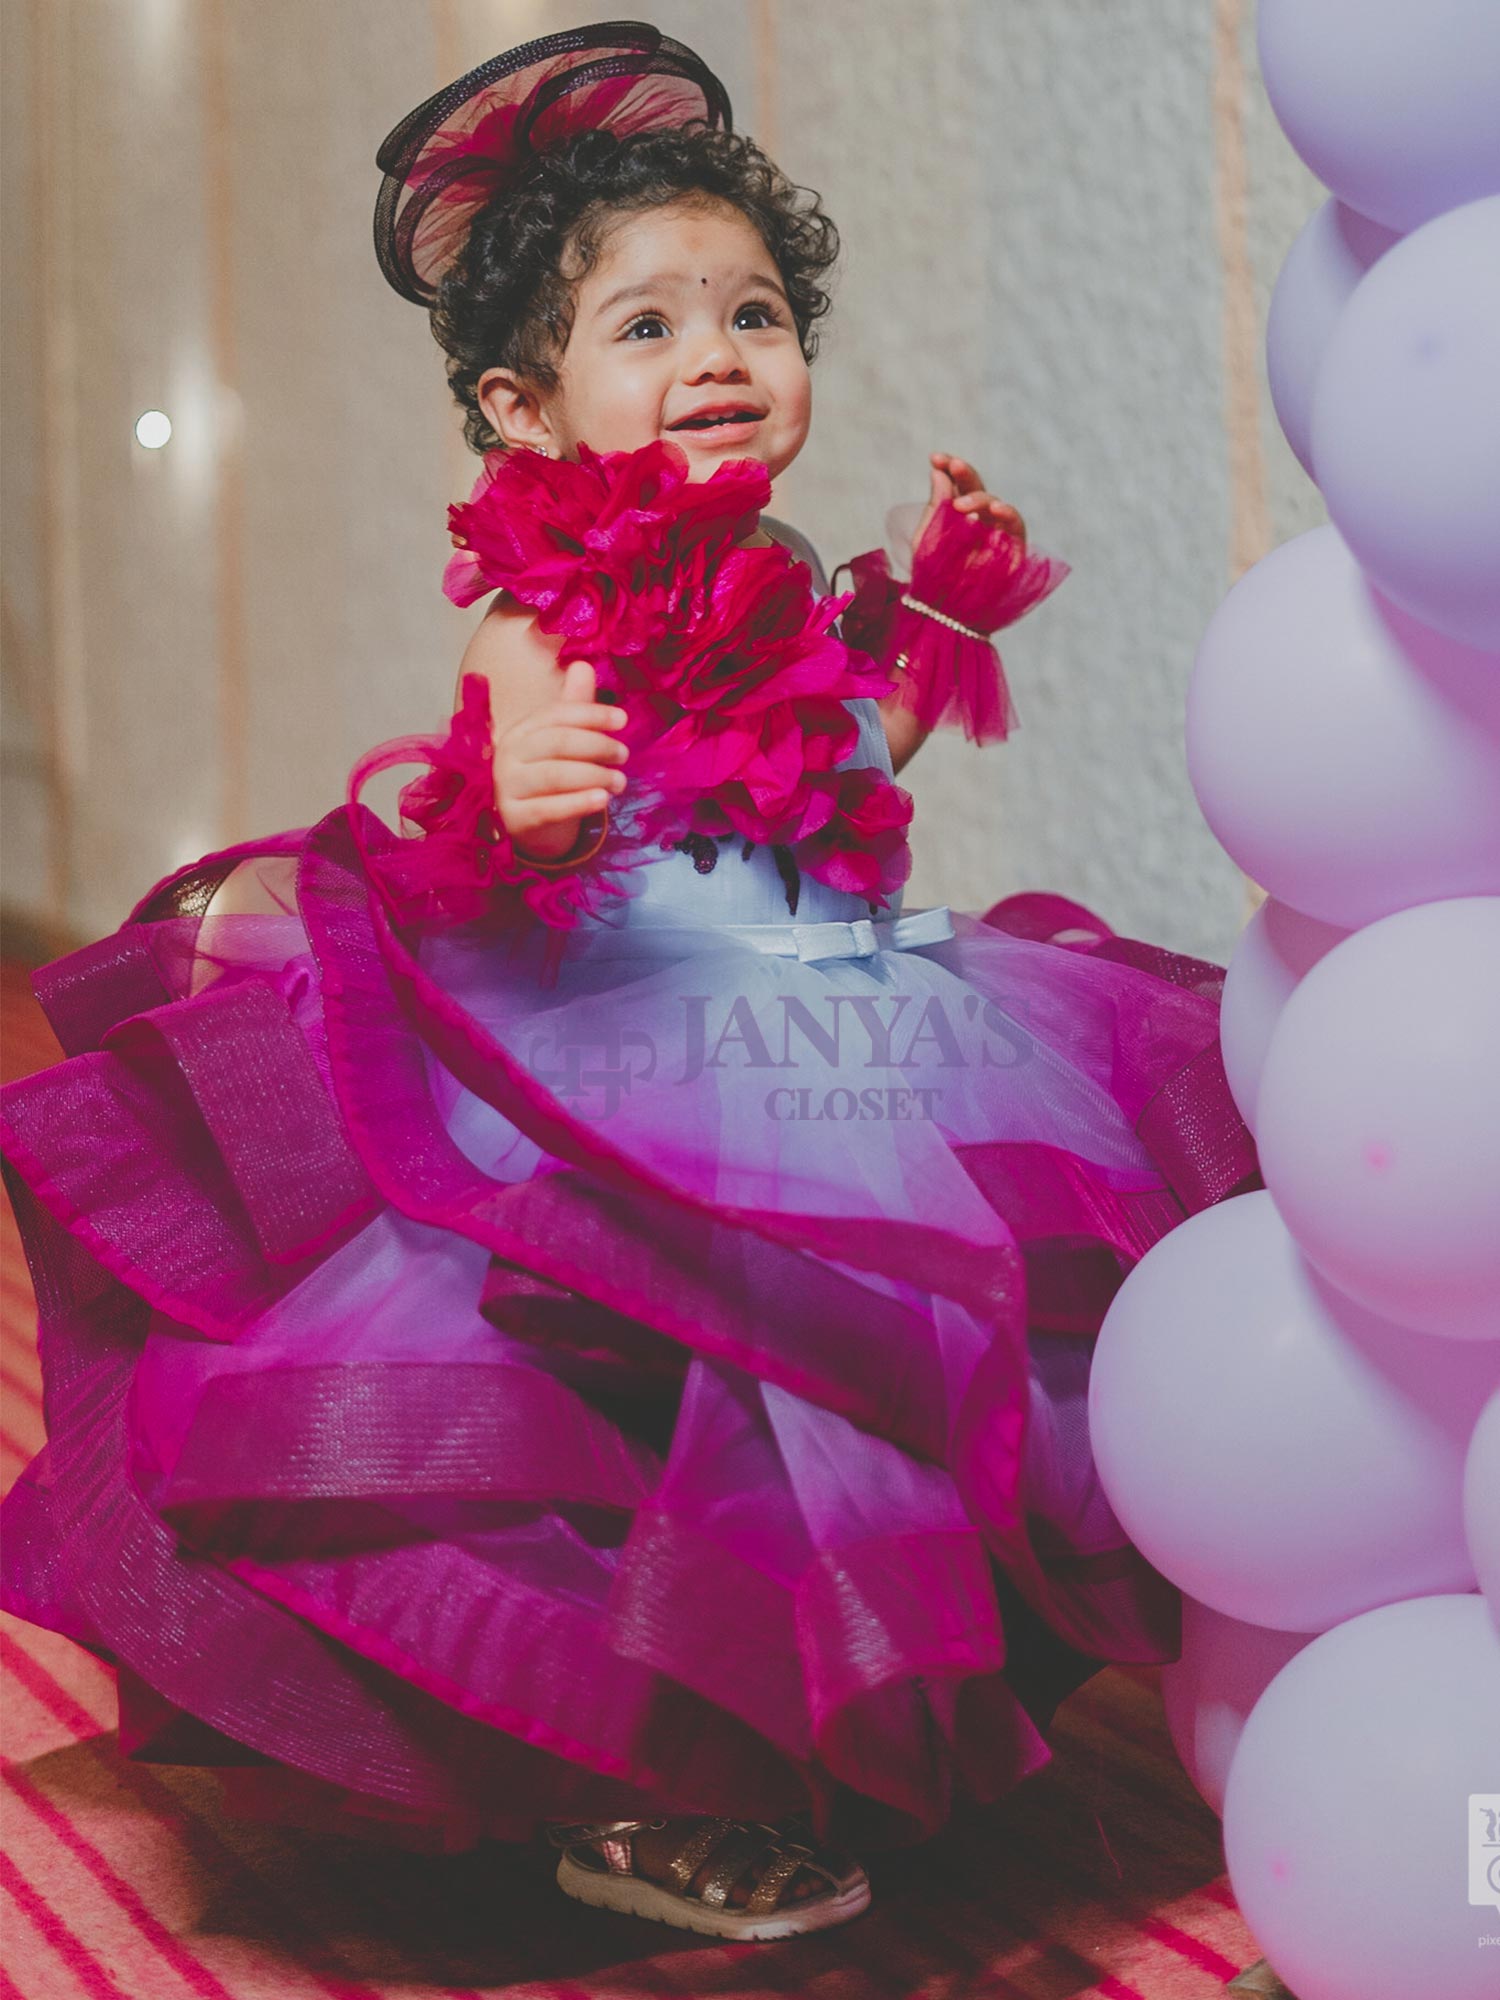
xmin=623 ymin=314 xmax=669 ymax=341
xmin=735 ymin=301 xmax=781 ymax=330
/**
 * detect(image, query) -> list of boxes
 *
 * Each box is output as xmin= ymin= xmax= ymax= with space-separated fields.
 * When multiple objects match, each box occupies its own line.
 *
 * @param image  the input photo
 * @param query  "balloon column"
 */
xmin=1089 ymin=7 xmax=1500 ymax=1997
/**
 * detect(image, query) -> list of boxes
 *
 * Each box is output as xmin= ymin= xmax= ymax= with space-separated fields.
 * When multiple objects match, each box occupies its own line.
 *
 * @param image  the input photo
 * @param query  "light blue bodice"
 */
xmin=608 ymin=690 xmax=899 ymax=931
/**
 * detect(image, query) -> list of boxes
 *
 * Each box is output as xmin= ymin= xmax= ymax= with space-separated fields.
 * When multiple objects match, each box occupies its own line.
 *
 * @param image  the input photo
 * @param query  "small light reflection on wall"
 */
xmin=134 ymin=0 xmax=187 ymax=78
xmin=169 ymin=828 xmax=212 ymax=872
xmin=134 ymin=410 xmax=173 ymax=449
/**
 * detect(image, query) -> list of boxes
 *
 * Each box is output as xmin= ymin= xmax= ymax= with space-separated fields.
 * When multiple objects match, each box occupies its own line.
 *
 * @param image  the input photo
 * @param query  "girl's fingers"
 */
xmin=527 ymin=724 xmax=629 ymax=762
xmin=953 ymin=491 xmax=1026 ymax=532
xmin=506 ymin=758 xmax=628 ymax=796
xmin=530 ymin=701 xmax=627 ymax=728
xmin=514 ymin=790 xmax=614 ymax=828
xmin=557 ymin=662 xmax=624 ymax=712
xmin=931 ymin=453 xmax=994 ymax=499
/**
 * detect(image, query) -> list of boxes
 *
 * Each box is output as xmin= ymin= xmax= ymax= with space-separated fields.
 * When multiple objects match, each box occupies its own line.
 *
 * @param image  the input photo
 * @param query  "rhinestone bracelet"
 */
xmin=899 ymin=592 xmax=988 ymax=642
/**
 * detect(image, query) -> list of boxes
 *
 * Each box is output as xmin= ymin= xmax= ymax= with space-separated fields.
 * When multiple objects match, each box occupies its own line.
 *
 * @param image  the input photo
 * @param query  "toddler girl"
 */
xmin=0 ymin=23 xmax=1258 ymax=1945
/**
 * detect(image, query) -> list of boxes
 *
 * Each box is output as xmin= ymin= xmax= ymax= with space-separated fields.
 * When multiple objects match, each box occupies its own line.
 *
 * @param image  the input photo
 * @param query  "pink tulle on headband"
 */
xmin=374 ymin=25 xmax=732 ymax=307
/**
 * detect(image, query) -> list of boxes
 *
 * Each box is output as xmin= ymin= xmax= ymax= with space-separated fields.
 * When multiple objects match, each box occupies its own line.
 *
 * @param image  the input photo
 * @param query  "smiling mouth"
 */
xmin=669 ymin=410 xmax=764 ymax=432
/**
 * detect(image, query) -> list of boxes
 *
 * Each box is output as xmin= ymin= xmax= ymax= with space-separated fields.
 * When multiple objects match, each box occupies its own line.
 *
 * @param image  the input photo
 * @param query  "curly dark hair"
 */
xmin=431 ymin=124 xmax=840 ymax=455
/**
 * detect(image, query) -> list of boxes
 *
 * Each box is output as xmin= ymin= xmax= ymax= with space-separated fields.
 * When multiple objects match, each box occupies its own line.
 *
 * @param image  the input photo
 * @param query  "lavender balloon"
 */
xmin=1463 ymin=1388 xmax=1500 ymax=1621
xmin=1258 ymin=0 xmax=1500 ymax=234
xmin=1220 ymin=898 xmax=1349 ymax=1134
xmin=1089 ymin=1191 xmax=1496 ymax=1632
xmin=1258 ymin=898 xmax=1500 ymax=1342
xmin=1223 ymin=1593 xmax=1500 ymax=2000
xmin=1161 ymin=1597 xmax=1310 ymax=1818
xmin=1313 ymin=198 xmax=1500 ymax=654
xmin=1186 ymin=527 xmax=1500 ymax=928
xmin=1266 ymin=197 xmax=1399 ymax=478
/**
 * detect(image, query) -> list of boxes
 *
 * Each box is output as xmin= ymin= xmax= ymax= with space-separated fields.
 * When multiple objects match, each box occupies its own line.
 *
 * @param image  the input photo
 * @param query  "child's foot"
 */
xmin=548 ymin=1815 xmax=871 ymax=1939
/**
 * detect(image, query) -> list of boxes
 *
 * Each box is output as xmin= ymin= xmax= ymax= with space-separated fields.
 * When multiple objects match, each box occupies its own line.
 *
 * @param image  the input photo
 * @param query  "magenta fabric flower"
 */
xmin=429 ymin=438 xmax=916 ymax=917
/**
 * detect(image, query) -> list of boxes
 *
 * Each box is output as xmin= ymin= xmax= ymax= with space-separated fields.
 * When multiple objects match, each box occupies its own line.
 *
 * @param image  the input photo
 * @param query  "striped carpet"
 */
xmin=0 ymin=956 xmax=1261 ymax=1999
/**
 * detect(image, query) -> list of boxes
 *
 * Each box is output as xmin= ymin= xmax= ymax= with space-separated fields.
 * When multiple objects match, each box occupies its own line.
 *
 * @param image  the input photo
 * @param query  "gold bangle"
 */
xmin=515 ymin=804 xmax=611 ymax=873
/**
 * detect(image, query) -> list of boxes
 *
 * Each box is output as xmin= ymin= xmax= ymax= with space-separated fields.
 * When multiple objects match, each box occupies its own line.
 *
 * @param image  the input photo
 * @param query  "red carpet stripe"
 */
xmin=2 ymin=1634 xmax=470 ymax=2000
xmin=1140 ymin=1915 xmax=1240 ymax=1981
xmin=968 ymin=1860 xmax=1155 ymax=1997
xmin=0 ymin=1358 xmax=44 ymax=1410
xmin=2 ymin=1402 xmax=42 ymax=1449
xmin=4 ymin=1763 xmax=247 ymax=2000
xmin=939 ymin=1763 xmax=1230 ymax=1994
xmin=0 ymin=1851 xmax=135 ymax=2000
xmin=0 ymin=1436 xmax=33 ymax=1482
xmin=901 ymin=1828 xmax=1142 ymax=1997
xmin=1 ymin=1633 xmax=106 ymax=1741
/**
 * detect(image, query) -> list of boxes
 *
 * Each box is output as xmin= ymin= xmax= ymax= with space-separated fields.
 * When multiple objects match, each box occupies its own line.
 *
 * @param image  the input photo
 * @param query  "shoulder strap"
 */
xmin=761 ymin=514 xmax=829 ymax=596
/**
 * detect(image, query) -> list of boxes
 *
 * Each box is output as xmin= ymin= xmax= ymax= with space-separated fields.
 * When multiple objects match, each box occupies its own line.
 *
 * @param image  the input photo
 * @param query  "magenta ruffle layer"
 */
xmin=0 ymin=812 xmax=1259 ymax=1853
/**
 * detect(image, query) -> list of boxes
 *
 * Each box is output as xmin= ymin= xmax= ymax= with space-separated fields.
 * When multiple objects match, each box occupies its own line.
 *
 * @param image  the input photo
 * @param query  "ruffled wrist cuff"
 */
xmin=839 ymin=499 xmax=1070 ymax=745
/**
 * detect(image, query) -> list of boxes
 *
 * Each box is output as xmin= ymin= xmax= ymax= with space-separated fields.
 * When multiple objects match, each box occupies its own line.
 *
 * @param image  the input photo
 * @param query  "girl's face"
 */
xmin=479 ymin=199 xmax=813 ymax=482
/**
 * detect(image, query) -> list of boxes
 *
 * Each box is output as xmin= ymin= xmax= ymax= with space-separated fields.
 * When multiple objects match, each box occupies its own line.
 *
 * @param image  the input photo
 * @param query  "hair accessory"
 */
xmin=374 ymin=21 xmax=733 ymax=306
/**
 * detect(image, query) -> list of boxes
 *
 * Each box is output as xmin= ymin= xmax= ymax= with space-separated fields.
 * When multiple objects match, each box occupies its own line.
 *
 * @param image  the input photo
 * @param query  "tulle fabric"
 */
xmin=0 ymin=796 xmax=1257 ymax=1854
xmin=841 ymin=500 xmax=1071 ymax=745
xmin=373 ymin=27 xmax=732 ymax=308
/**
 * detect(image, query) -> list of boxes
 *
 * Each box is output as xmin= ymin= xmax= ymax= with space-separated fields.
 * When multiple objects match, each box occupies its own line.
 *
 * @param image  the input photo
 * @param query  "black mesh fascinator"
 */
xmin=373 ymin=21 xmax=734 ymax=306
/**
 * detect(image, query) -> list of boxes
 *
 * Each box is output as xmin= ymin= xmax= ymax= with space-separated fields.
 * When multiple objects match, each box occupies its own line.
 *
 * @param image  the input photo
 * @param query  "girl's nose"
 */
xmin=684 ymin=334 xmax=750 ymax=384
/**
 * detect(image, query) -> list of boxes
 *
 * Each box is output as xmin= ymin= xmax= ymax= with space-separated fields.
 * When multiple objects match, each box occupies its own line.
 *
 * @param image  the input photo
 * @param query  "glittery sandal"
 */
xmin=546 ymin=1816 xmax=872 ymax=1940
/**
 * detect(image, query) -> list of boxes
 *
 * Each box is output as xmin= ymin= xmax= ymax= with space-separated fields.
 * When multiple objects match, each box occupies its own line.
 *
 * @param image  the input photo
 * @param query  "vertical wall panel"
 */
xmin=71 ymin=0 xmax=222 ymax=934
xmin=1239 ymin=0 xmax=1327 ymax=552
xmin=0 ymin=0 xmax=51 ymax=927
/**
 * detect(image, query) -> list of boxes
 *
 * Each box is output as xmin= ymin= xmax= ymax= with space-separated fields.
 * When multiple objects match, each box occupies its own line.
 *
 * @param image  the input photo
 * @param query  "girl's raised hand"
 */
xmin=494 ymin=656 xmax=629 ymax=861
xmin=916 ymin=452 xmax=1028 ymax=551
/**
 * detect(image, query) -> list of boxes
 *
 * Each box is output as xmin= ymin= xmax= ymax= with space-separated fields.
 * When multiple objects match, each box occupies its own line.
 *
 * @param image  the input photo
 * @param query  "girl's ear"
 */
xmin=477 ymin=368 xmax=555 ymax=454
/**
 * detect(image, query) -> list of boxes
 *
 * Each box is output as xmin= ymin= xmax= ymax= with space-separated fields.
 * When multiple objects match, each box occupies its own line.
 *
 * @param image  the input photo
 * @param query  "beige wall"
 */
xmin=1 ymin=0 xmax=1323 ymax=960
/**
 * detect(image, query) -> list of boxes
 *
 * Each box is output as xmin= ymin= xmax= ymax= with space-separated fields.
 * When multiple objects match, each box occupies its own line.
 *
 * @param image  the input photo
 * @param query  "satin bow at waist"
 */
xmin=714 ymin=905 xmax=956 ymax=964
